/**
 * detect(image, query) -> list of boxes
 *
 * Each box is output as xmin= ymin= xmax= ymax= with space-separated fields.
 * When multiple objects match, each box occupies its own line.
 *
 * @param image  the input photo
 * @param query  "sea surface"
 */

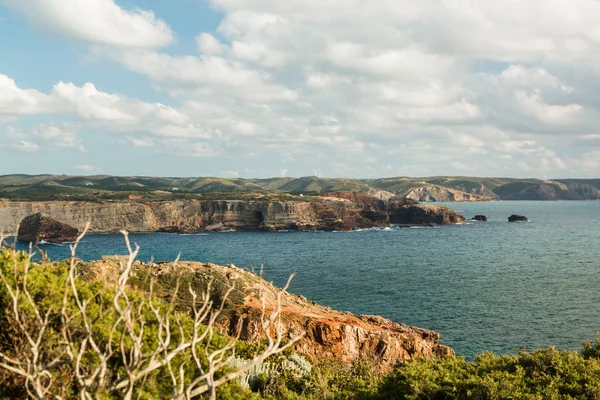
xmin=10 ymin=200 xmax=600 ymax=358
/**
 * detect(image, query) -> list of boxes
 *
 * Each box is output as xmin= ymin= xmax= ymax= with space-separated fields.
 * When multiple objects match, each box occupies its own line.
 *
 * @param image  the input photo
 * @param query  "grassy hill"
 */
xmin=3 ymin=174 xmax=600 ymax=201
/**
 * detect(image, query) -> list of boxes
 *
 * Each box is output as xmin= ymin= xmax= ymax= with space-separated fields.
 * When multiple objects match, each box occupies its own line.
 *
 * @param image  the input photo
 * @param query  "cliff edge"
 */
xmin=1 ymin=194 xmax=465 ymax=234
xmin=83 ymin=258 xmax=454 ymax=372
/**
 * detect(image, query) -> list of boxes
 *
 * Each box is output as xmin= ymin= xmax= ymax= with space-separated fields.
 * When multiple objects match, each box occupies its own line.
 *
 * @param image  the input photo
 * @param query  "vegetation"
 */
xmin=0 ymin=228 xmax=300 ymax=399
xmin=4 ymin=174 xmax=600 ymax=201
xmin=3 ymin=232 xmax=600 ymax=399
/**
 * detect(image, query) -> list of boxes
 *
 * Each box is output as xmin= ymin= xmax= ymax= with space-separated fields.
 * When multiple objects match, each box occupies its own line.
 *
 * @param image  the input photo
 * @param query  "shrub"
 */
xmin=0 ymin=228 xmax=301 ymax=399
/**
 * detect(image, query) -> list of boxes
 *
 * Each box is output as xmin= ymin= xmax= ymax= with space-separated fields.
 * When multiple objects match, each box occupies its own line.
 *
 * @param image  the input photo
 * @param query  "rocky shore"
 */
xmin=82 ymin=258 xmax=454 ymax=372
xmin=1 ymin=193 xmax=465 ymax=236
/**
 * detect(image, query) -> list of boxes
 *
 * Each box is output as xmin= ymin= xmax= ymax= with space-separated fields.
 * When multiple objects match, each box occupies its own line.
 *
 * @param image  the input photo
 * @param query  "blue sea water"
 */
xmin=10 ymin=201 xmax=600 ymax=358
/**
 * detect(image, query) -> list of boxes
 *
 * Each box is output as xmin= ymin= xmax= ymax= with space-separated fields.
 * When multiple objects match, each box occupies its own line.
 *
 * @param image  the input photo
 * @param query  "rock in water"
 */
xmin=508 ymin=214 xmax=528 ymax=222
xmin=17 ymin=213 xmax=79 ymax=243
xmin=389 ymin=202 xmax=466 ymax=225
xmin=470 ymin=215 xmax=488 ymax=222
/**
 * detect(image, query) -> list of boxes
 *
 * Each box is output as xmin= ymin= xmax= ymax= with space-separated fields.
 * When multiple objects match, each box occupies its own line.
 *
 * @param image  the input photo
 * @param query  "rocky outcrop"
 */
xmin=470 ymin=215 xmax=488 ymax=222
xmin=17 ymin=213 xmax=78 ymax=243
xmin=388 ymin=201 xmax=466 ymax=225
xmin=398 ymin=185 xmax=495 ymax=202
xmin=508 ymin=214 xmax=528 ymax=222
xmin=83 ymin=259 xmax=453 ymax=372
xmin=0 ymin=196 xmax=464 ymax=234
xmin=157 ymin=226 xmax=201 ymax=234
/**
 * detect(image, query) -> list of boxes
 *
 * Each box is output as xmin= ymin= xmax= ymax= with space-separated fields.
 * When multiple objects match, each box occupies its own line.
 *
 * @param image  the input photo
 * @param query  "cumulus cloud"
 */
xmin=196 ymin=33 xmax=225 ymax=55
xmin=8 ymin=0 xmax=600 ymax=177
xmin=0 ymin=74 xmax=208 ymax=143
xmin=2 ymin=0 xmax=173 ymax=48
xmin=0 ymin=74 xmax=56 ymax=114
xmin=0 ymin=126 xmax=40 ymax=152
xmin=35 ymin=124 xmax=85 ymax=151
xmin=12 ymin=140 xmax=40 ymax=152
xmin=72 ymin=164 xmax=101 ymax=173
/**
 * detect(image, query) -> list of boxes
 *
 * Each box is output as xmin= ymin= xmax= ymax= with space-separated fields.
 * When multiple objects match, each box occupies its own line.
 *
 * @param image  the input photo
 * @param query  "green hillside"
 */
xmin=3 ymin=174 xmax=600 ymax=201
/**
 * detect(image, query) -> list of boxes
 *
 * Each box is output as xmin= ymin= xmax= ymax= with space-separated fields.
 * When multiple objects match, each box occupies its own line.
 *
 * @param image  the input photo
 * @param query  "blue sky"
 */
xmin=1 ymin=0 xmax=600 ymax=178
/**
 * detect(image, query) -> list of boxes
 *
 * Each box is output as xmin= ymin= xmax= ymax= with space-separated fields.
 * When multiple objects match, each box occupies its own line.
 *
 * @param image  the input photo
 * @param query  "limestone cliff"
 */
xmin=83 ymin=259 xmax=453 ymax=372
xmin=493 ymin=180 xmax=600 ymax=200
xmin=398 ymin=185 xmax=495 ymax=202
xmin=0 ymin=196 xmax=464 ymax=234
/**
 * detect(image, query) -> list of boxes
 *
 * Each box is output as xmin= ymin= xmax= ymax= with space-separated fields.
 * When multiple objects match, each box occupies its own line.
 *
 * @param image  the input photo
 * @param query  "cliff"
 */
xmin=82 ymin=258 xmax=454 ymax=372
xmin=1 ymin=196 xmax=464 ymax=235
xmin=493 ymin=181 xmax=600 ymax=200
xmin=397 ymin=184 xmax=496 ymax=202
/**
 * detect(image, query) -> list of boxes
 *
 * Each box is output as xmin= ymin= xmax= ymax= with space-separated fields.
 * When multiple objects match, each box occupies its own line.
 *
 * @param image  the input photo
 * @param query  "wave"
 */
xmin=180 ymin=233 xmax=209 ymax=236
xmin=333 ymin=227 xmax=395 ymax=233
xmin=37 ymin=240 xmax=79 ymax=246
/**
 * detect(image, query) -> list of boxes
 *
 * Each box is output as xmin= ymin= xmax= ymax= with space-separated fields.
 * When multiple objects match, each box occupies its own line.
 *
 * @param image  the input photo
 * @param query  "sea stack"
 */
xmin=17 ymin=213 xmax=79 ymax=243
xmin=470 ymin=215 xmax=488 ymax=222
xmin=508 ymin=214 xmax=528 ymax=222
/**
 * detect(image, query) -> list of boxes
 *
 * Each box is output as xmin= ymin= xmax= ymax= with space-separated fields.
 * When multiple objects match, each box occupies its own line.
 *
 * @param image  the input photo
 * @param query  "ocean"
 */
xmin=11 ymin=200 xmax=600 ymax=357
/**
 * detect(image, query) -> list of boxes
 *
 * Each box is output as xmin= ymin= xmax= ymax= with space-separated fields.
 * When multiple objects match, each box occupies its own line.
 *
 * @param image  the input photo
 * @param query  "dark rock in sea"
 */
xmin=158 ymin=226 xmax=180 ymax=234
xmin=389 ymin=203 xmax=466 ymax=225
xmin=470 ymin=215 xmax=488 ymax=222
xmin=508 ymin=214 xmax=528 ymax=222
xmin=157 ymin=226 xmax=201 ymax=234
xmin=17 ymin=213 xmax=78 ymax=243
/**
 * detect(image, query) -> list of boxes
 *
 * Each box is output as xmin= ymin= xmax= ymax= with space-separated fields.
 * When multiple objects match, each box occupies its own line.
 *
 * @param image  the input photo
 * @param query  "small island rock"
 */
xmin=470 ymin=215 xmax=488 ymax=222
xmin=508 ymin=214 xmax=528 ymax=222
xmin=17 ymin=213 xmax=79 ymax=243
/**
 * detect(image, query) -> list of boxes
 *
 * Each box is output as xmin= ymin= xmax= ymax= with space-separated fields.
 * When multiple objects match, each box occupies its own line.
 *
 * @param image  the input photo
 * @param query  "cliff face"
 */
xmin=388 ymin=202 xmax=467 ymax=225
xmin=398 ymin=185 xmax=496 ymax=202
xmin=83 ymin=259 xmax=453 ymax=372
xmin=1 ymin=196 xmax=464 ymax=234
xmin=493 ymin=181 xmax=600 ymax=200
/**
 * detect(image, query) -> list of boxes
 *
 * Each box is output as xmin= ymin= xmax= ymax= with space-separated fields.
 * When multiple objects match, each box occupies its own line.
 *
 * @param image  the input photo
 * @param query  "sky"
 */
xmin=2 ymin=0 xmax=600 ymax=179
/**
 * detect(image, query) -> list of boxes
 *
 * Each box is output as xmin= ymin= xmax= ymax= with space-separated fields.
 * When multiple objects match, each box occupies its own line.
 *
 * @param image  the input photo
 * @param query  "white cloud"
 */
xmin=514 ymin=91 xmax=582 ymax=126
xmin=72 ymin=164 xmax=101 ymax=172
xmin=172 ymin=142 xmax=218 ymax=157
xmin=196 ymin=33 xmax=224 ymax=55
xmin=2 ymin=0 xmax=173 ymax=48
xmin=12 ymin=140 xmax=40 ymax=152
xmin=0 ymin=75 xmax=208 ymax=144
xmin=127 ymin=136 xmax=155 ymax=147
xmin=0 ymin=126 xmax=40 ymax=152
xmin=10 ymin=0 xmax=600 ymax=177
xmin=0 ymin=74 xmax=56 ymax=114
xmin=35 ymin=124 xmax=85 ymax=151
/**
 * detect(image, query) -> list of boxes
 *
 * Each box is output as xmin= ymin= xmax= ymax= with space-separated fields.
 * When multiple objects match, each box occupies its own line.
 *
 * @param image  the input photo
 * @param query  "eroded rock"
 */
xmin=389 ymin=202 xmax=466 ymax=225
xmin=470 ymin=215 xmax=488 ymax=222
xmin=17 ymin=213 xmax=78 ymax=243
xmin=83 ymin=259 xmax=454 ymax=372
xmin=508 ymin=214 xmax=528 ymax=222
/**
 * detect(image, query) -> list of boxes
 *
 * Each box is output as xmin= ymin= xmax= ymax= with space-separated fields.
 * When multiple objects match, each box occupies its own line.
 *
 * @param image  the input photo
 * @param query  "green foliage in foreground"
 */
xmin=0 ymin=248 xmax=255 ymax=399
xmin=246 ymin=343 xmax=600 ymax=400
xmin=2 ymin=247 xmax=600 ymax=399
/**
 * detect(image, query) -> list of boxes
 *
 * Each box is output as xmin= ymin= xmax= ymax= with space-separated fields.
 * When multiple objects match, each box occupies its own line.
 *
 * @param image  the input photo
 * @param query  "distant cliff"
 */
xmin=0 ymin=195 xmax=465 ymax=234
xmin=493 ymin=180 xmax=600 ymax=200
xmin=397 ymin=184 xmax=496 ymax=202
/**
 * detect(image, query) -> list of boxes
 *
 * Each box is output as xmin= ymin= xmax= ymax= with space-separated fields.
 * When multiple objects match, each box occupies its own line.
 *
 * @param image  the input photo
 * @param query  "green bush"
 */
xmin=3 ymin=246 xmax=600 ymax=400
xmin=0 ymin=247 xmax=253 ymax=399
